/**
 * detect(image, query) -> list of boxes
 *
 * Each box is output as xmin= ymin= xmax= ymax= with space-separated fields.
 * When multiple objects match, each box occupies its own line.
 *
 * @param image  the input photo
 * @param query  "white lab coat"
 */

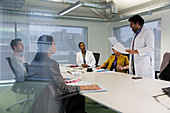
xmin=129 ymin=27 xmax=155 ymax=78
xmin=76 ymin=50 xmax=96 ymax=68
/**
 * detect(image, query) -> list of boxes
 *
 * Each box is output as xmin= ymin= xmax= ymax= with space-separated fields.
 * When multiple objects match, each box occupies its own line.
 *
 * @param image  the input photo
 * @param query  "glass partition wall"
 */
xmin=0 ymin=9 xmax=87 ymax=80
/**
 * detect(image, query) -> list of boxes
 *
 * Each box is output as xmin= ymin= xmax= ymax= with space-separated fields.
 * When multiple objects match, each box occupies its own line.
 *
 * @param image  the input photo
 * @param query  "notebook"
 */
xmin=66 ymin=81 xmax=107 ymax=94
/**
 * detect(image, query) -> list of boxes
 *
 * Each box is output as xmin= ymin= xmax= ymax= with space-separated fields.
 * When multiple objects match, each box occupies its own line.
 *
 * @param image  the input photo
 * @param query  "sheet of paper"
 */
xmin=93 ymin=69 xmax=105 ymax=72
xmin=101 ymin=71 xmax=116 ymax=74
xmin=67 ymin=81 xmax=107 ymax=93
xmin=108 ymin=37 xmax=118 ymax=45
xmin=112 ymin=42 xmax=127 ymax=53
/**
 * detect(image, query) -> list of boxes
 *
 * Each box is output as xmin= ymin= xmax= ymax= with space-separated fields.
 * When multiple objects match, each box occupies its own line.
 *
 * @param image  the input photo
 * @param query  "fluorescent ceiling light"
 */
xmin=58 ymin=1 xmax=85 ymax=16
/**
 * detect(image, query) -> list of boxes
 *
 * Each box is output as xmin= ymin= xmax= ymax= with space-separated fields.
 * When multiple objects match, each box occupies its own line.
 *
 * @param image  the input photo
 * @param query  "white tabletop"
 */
xmin=78 ymin=72 xmax=170 ymax=113
xmin=60 ymin=65 xmax=170 ymax=113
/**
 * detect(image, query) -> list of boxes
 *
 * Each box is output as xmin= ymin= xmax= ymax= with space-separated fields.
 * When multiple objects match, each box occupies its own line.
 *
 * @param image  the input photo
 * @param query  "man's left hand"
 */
xmin=125 ymin=49 xmax=138 ymax=54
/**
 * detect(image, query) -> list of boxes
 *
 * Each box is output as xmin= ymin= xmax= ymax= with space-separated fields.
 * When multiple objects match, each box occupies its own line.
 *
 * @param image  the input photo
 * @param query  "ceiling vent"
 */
xmin=0 ymin=0 xmax=25 ymax=9
xmin=105 ymin=1 xmax=118 ymax=15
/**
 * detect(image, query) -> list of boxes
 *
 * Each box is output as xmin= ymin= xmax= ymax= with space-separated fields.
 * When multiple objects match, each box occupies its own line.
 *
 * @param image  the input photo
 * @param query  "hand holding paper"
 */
xmin=108 ymin=37 xmax=128 ymax=54
xmin=108 ymin=37 xmax=118 ymax=45
xmin=112 ymin=42 xmax=127 ymax=53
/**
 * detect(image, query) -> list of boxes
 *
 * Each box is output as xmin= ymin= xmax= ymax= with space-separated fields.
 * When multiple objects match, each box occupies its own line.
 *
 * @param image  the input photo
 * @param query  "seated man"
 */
xmin=97 ymin=48 xmax=129 ymax=73
xmin=10 ymin=38 xmax=27 ymax=81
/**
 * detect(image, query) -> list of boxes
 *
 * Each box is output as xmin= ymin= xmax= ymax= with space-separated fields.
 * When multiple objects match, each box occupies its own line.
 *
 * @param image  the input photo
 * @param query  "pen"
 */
xmin=67 ymin=71 xmax=72 ymax=75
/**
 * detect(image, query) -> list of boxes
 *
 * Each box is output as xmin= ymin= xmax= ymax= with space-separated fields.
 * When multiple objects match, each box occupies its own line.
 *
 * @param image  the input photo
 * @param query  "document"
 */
xmin=108 ymin=37 xmax=118 ymax=45
xmin=67 ymin=81 xmax=107 ymax=93
xmin=112 ymin=42 xmax=127 ymax=53
xmin=93 ymin=69 xmax=105 ymax=72
xmin=108 ymin=37 xmax=128 ymax=53
xmin=101 ymin=71 xmax=116 ymax=74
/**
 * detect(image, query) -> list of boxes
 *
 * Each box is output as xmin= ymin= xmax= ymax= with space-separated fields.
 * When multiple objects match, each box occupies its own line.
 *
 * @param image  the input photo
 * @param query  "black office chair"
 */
xmin=93 ymin=53 xmax=100 ymax=67
xmin=157 ymin=52 xmax=170 ymax=80
xmin=32 ymin=81 xmax=80 ymax=113
xmin=6 ymin=57 xmax=18 ymax=79
xmin=6 ymin=57 xmax=35 ymax=113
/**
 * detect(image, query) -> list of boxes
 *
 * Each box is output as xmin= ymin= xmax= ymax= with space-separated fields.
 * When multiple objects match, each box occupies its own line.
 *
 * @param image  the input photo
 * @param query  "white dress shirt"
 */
xmin=76 ymin=50 xmax=96 ymax=68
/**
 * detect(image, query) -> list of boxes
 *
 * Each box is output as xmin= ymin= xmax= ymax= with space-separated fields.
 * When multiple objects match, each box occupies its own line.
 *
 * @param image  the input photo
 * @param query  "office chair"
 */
xmin=32 ymin=82 xmax=80 ymax=113
xmin=6 ymin=57 xmax=35 ymax=113
xmin=157 ymin=52 xmax=170 ymax=80
xmin=93 ymin=53 xmax=100 ymax=67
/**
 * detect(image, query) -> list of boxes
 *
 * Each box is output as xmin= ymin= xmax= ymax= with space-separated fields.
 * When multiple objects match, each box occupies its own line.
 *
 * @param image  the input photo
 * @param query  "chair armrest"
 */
xmin=57 ymin=92 xmax=79 ymax=100
xmin=25 ymin=77 xmax=51 ymax=82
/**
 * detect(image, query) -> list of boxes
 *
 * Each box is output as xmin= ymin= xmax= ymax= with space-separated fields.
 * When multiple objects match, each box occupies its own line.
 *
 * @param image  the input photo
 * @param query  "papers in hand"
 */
xmin=108 ymin=37 xmax=127 ymax=53
xmin=108 ymin=37 xmax=118 ymax=45
xmin=67 ymin=81 xmax=107 ymax=93
xmin=112 ymin=42 xmax=127 ymax=53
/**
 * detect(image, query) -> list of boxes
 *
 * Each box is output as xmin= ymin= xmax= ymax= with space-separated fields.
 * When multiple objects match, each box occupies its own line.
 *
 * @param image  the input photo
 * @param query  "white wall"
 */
xmin=109 ymin=8 xmax=170 ymax=66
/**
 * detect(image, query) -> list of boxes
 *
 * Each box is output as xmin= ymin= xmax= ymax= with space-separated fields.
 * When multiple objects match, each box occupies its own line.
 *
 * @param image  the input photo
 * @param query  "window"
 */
xmin=18 ymin=24 xmax=87 ymax=64
xmin=113 ymin=19 xmax=161 ymax=71
xmin=0 ymin=23 xmax=87 ymax=80
xmin=0 ymin=23 xmax=15 ymax=80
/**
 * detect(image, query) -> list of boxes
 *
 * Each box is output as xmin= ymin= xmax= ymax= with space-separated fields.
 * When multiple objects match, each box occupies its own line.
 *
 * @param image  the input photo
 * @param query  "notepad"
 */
xmin=66 ymin=81 xmax=107 ymax=93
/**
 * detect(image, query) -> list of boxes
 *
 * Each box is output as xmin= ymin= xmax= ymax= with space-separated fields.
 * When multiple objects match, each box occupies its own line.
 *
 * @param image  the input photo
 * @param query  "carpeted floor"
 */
xmin=0 ymin=86 xmax=118 ymax=113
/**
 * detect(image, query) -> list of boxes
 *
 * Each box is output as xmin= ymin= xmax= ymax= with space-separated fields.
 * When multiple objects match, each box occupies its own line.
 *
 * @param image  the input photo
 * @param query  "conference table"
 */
xmin=0 ymin=66 xmax=170 ymax=113
xmin=61 ymin=66 xmax=170 ymax=113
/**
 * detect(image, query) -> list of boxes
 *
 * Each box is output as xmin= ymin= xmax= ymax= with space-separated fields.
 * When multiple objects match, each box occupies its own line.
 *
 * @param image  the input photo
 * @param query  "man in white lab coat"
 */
xmin=126 ymin=15 xmax=155 ymax=78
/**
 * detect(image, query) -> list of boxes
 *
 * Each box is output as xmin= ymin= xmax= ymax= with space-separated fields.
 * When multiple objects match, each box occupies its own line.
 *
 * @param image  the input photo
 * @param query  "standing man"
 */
xmin=10 ymin=38 xmax=27 ymax=81
xmin=126 ymin=15 xmax=155 ymax=78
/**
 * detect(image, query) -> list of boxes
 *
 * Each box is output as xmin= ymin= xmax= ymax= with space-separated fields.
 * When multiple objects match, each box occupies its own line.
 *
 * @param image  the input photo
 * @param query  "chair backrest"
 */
xmin=159 ymin=61 xmax=170 ymax=81
xmin=160 ymin=52 xmax=170 ymax=73
xmin=6 ymin=57 xmax=28 ymax=81
xmin=93 ymin=53 xmax=100 ymax=67
xmin=6 ymin=57 xmax=18 ymax=77
xmin=158 ymin=52 xmax=170 ymax=81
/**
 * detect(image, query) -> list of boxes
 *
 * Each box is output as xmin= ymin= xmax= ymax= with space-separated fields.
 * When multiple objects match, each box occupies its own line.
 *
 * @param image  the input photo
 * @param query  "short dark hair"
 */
xmin=128 ymin=15 xmax=144 ymax=26
xmin=10 ymin=38 xmax=22 ymax=51
xmin=78 ymin=42 xmax=84 ymax=48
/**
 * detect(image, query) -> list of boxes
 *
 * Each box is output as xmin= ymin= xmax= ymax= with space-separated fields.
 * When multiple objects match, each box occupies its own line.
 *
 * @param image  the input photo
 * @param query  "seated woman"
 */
xmin=29 ymin=35 xmax=100 ymax=113
xmin=76 ymin=42 xmax=96 ymax=68
xmin=97 ymin=48 xmax=129 ymax=73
